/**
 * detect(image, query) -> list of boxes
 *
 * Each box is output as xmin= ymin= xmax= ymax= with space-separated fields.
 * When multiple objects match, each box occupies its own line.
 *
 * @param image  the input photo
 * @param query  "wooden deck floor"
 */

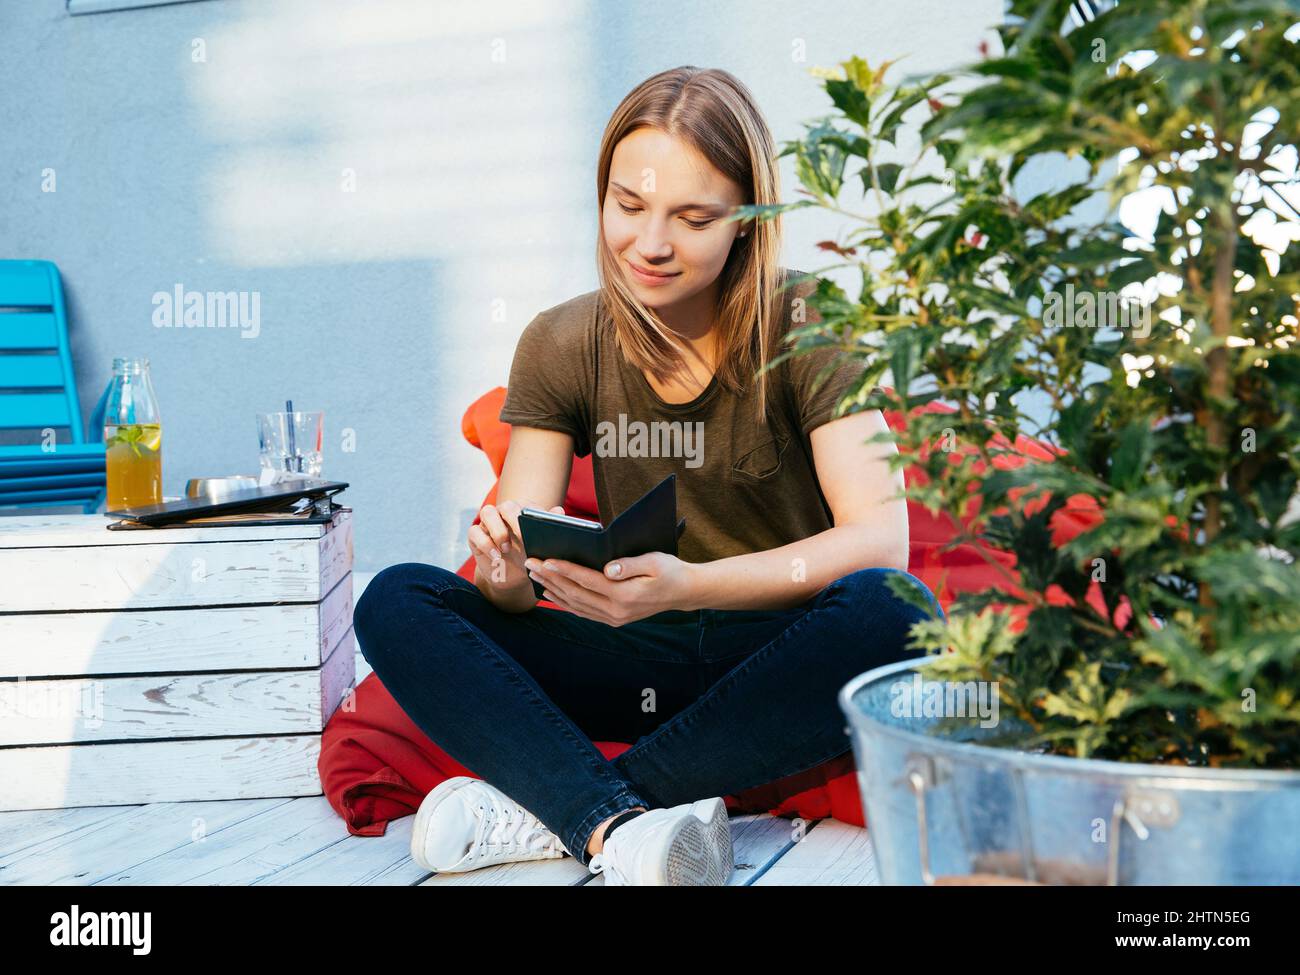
xmin=0 ymin=798 xmax=877 ymax=886
xmin=0 ymin=572 xmax=878 ymax=886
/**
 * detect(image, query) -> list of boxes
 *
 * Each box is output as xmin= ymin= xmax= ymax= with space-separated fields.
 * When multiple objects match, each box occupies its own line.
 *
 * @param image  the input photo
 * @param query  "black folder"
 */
xmin=518 ymin=474 xmax=686 ymax=599
xmin=105 ymin=479 xmax=349 ymax=527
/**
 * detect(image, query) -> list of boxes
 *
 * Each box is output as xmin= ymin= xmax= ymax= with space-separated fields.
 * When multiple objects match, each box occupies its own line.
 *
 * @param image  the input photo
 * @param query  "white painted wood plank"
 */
xmin=95 ymin=796 xmax=357 ymax=885
xmin=0 ymin=798 xmax=294 ymax=885
xmin=256 ymin=814 xmax=429 ymax=886
xmin=729 ymin=813 xmax=808 ymax=886
xmin=0 ymin=735 xmax=323 ymax=811
xmin=0 ymin=511 xmax=351 ymax=612
xmin=320 ymin=628 xmax=357 ymax=728
xmin=0 ymin=804 xmax=144 ymax=864
xmin=752 ymin=819 xmax=880 ymax=886
xmin=0 ymin=512 xmax=333 ymax=548
xmin=0 ymin=572 xmax=352 ymax=679
xmin=317 ymin=512 xmax=353 ymax=602
xmin=319 ymin=575 xmax=354 ymax=669
xmin=0 ymin=640 xmax=354 ymax=745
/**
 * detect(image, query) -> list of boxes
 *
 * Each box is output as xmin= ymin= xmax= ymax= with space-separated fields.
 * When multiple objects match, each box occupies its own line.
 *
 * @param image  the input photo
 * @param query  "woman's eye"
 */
xmin=615 ymin=200 xmax=712 ymax=230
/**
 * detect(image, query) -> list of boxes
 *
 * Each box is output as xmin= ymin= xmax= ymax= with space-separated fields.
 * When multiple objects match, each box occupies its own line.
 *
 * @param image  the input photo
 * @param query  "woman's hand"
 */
xmin=524 ymin=551 xmax=697 ymax=626
xmin=469 ymin=499 xmax=564 ymax=602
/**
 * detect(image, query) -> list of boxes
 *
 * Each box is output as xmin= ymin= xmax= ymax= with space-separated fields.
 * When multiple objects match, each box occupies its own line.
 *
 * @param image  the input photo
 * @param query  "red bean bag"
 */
xmin=318 ymin=386 xmax=1081 ymax=838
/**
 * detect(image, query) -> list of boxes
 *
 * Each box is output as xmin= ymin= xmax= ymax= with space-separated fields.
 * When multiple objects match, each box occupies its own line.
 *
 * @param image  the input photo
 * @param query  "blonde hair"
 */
xmin=595 ymin=66 xmax=785 ymax=424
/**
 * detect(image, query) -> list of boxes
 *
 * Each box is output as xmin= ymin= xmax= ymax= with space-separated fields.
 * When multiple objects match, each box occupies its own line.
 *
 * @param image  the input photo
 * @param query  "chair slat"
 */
xmin=0 ymin=263 xmax=54 ymax=306
xmin=0 ymin=355 xmax=65 ymax=388
xmin=0 ymin=393 xmax=72 ymax=430
xmin=0 ymin=442 xmax=106 ymax=461
xmin=0 ymin=312 xmax=60 ymax=350
xmin=0 ymin=471 xmax=105 ymax=491
xmin=0 ymin=487 xmax=100 ymax=505
xmin=0 ymin=455 xmax=105 ymax=477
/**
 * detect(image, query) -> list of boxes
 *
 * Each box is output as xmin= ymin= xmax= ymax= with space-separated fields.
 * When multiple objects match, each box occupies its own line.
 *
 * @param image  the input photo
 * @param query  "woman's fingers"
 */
xmin=477 ymin=504 xmax=512 ymax=558
xmin=496 ymin=500 xmax=567 ymax=559
xmin=467 ymin=523 xmax=499 ymax=563
xmin=530 ymin=561 xmax=609 ymax=618
xmin=493 ymin=500 xmax=523 ymax=553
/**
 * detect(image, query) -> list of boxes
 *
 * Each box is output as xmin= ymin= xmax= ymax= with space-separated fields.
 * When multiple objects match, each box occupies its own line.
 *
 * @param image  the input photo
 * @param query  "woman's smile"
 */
xmin=626 ymin=259 xmax=682 ymax=286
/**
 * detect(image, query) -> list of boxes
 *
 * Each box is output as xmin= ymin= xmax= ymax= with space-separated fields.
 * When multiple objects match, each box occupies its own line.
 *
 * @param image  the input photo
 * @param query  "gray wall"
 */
xmin=1 ymin=0 xmax=1001 ymax=571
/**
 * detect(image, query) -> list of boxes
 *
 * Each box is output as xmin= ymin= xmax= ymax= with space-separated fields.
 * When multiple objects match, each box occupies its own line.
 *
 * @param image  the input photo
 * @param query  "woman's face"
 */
xmin=602 ymin=127 xmax=747 ymax=308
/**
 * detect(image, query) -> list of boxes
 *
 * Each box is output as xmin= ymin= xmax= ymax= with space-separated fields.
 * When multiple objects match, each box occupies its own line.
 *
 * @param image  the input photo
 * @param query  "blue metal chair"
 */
xmin=0 ymin=260 xmax=108 ymax=513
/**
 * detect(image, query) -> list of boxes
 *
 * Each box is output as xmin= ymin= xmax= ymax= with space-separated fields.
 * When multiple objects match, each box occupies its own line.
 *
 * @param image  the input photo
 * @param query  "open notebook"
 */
xmin=516 ymin=474 xmax=685 ymax=599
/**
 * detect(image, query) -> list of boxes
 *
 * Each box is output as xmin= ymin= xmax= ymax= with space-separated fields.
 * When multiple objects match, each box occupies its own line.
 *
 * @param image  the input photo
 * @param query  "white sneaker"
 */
xmin=410 ymin=776 xmax=566 ymax=872
xmin=588 ymin=797 xmax=733 ymax=885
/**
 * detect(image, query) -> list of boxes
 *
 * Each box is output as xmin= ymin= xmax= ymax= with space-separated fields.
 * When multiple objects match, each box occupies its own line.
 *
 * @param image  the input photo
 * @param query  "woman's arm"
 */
xmin=685 ymin=409 xmax=908 ymax=610
xmin=469 ymin=426 xmax=574 ymax=613
xmin=527 ymin=408 xmax=909 ymax=620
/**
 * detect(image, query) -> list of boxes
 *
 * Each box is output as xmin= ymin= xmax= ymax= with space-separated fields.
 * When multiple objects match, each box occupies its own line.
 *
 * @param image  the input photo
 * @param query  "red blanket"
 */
xmin=318 ymin=387 xmax=1083 ymax=836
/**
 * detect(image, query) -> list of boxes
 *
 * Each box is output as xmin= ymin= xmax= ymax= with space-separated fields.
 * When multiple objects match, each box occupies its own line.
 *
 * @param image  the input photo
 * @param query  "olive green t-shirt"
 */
xmin=498 ymin=269 xmax=871 ymax=564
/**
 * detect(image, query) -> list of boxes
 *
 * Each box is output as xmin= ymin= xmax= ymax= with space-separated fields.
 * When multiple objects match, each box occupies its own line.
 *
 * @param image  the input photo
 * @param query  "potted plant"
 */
xmin=745 ymin=0 xmax=1300 ymax=883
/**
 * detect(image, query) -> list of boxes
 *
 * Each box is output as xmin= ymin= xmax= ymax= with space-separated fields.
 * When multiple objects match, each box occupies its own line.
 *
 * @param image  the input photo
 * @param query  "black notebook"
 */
xmin=517 ymin=474 xmax=686 ymax=599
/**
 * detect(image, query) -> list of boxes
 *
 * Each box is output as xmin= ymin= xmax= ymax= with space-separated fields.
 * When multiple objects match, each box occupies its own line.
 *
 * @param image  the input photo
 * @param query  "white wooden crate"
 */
xmin=0 ymin=509 xmax=355 ymax=811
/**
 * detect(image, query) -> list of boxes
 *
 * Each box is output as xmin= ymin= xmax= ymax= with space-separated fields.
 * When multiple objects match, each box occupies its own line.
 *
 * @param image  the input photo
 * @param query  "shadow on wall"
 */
xmin=177 ymin=0 xmax=598 ymax=572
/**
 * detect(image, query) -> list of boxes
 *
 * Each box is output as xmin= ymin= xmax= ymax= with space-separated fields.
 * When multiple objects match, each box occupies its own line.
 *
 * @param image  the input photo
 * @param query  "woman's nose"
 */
xmin=636 ymin=216 xmax=674 ymax=258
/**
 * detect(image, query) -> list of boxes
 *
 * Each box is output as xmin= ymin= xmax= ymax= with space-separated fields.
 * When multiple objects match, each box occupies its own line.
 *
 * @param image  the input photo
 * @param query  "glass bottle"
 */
xmin=103 ymin=357 xmax=163 ymax=509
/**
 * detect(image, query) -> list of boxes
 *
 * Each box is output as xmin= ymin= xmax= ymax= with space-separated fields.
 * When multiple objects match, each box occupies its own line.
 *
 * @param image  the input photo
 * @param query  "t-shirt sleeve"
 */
xmin=779 ymin=274 xmax=872 ymax=436
xmin=786 ymin=345 xmax=871 ymax=436
xmin=498 ymin=309 xmax=592 ymax=456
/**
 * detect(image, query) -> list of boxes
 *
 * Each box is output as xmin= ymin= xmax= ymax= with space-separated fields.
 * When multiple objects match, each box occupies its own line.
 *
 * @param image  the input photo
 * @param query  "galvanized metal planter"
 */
xmin=839 ymin=658 xmax=1300 ymax=885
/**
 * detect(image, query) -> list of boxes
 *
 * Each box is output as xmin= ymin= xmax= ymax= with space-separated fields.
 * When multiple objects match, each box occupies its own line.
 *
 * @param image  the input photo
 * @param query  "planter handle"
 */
xmin=1107 ymin=792 xmax=1181 ymax=886
xmin=905 ymin=754 xmax=943 ymax=885
xmin=903 ymin=753 xmax=1049 ymax=885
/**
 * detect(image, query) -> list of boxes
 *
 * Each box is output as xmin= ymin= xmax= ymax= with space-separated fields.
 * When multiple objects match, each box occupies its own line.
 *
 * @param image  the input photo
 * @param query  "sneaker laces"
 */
xmin=587 ymin=851 xmax=628 ymax=883
xmin=587 ymin=841 xmax=633 ymax=883
xmin=473 ymin=799 xmax=563 ymax=861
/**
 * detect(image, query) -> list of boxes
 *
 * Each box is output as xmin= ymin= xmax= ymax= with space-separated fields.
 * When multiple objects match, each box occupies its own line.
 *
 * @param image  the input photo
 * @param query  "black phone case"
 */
xmin=517 ymin=474 xmax=685 ymax=600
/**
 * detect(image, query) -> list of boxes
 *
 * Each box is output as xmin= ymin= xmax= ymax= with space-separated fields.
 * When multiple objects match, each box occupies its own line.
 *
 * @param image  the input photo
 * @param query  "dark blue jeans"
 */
xmin=353 ymin=562 xmax=941 ymax=865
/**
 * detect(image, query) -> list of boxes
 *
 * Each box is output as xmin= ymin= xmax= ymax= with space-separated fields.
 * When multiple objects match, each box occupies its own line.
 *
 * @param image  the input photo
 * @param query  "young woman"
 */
xmin=353 ymin=66 xmax=942 ymax=886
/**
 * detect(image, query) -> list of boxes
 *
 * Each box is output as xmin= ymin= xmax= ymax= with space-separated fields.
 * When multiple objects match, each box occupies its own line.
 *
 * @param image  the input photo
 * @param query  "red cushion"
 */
xmin=319 ymin=386 xmax=1083 ymax=838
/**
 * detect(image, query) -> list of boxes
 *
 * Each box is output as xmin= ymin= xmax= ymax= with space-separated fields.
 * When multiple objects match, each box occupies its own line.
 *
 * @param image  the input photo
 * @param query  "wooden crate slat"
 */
xmin=0 ymin=511 xmax=340 ymax=548
xmin=0 ymin=735 xmax=323 ymax=812
xmin=317 ymin=511 xmax=353 ymax=600
xmin=0 ymin=638 xmax=354 ymax=745
xmin=319 ymin=627 xmax=357 ymax=729
xmin=0 ymin=574 xmax=352 ymax=677
xmin=0 ymin=512 xmax=352 ymax=612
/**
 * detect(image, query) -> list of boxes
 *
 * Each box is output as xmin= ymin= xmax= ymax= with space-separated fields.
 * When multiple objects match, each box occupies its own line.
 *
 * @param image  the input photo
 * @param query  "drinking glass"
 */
xmin=257 ymin=411 xmax=323 ymax=477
